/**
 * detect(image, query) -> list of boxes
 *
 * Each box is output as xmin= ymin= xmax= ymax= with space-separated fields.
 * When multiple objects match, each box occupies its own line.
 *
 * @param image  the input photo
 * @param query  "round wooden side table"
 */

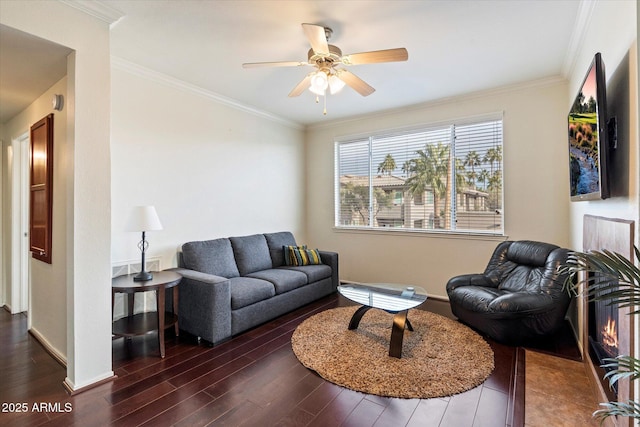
xmin=111 ymin=270 xmax=181 ymax=358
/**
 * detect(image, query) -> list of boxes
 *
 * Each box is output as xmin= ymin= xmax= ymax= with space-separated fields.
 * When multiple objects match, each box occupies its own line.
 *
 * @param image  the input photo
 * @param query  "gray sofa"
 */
xmin=169 ymin=231 xmax=338 ymax=345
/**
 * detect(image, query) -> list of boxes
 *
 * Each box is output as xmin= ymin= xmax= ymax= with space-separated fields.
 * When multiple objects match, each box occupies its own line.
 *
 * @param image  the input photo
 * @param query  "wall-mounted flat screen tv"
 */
xmin=568 ymin=52 xmax=610 ymax=201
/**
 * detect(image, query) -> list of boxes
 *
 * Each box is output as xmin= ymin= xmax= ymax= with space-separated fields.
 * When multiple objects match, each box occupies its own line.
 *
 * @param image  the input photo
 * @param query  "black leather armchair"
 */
xmin=446 ymin=240 xmax=571 ymax=345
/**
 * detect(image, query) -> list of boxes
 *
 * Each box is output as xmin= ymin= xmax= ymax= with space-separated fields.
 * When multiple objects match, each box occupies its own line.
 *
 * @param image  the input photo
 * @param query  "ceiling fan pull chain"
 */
xmin=323 ymin=94 xmax=327 ymax=115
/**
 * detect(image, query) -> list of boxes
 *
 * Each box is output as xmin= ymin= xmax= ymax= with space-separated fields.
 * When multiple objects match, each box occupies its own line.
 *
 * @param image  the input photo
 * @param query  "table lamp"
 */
xmin=126 ymin=205 xmax=163 ymax=281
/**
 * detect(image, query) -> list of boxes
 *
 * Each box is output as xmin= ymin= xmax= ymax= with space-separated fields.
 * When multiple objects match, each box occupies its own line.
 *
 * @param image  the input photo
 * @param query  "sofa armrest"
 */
xmin=446 ymin=274 xmax=495 ymax=292
xmin=489 ymin=292 xmax=557 ymax=316
xmin=318 ymin=250 xmax=339 ymax=291
xmin=166 ymin=267 xmax=232 ymax=345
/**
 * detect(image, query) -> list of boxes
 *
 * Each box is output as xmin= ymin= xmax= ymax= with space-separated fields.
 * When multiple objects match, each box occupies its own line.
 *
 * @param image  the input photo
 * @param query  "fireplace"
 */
xmin=583 ymin=214 xmax=635 ymax=426
xmin=588 ymin=287 xmax=619 ymax=401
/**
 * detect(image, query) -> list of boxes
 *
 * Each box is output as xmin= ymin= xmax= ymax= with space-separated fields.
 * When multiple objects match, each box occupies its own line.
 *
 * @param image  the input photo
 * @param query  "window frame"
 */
xmin=334 ymin=114 xmax=504 ymax=237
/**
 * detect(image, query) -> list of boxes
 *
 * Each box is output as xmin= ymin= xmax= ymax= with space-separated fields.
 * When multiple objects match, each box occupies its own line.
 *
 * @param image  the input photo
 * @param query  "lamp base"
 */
xmin=133 ymin=271 xmax=153 ymax=282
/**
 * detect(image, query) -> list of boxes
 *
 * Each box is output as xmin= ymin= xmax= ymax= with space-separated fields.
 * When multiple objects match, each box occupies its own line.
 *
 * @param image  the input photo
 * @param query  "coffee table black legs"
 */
xmin=348 ymin=306 xmax=372 ymax=330
xmin=389 ymin=311 xmax=409 ymax=358
xmin=348 ymin=306 xmax=412 ymax=359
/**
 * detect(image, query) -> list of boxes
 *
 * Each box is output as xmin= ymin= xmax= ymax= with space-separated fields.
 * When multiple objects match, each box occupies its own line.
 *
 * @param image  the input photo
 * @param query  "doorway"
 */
xmin=10 ymin=132 xmax=30 ymax=316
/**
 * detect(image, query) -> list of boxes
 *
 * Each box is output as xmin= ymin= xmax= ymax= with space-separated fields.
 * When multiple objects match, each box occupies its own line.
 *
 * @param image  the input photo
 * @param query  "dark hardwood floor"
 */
xmin=1 ymin=294 xmax=526 ymax=427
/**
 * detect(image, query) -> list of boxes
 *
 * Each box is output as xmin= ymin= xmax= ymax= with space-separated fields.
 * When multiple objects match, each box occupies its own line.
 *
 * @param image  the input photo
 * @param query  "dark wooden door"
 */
xmin=29 ymin=114 xmax=53 ymax=264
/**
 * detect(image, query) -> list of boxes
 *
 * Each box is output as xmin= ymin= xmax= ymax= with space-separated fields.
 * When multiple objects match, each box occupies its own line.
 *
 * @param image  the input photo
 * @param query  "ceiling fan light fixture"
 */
xmin=309 ymin=70 xmax=328 ymax=95
xmin=328 ymin=74 xmax=346 ymax=94
xmin=309 ymin=85 xmax=325 ymax=96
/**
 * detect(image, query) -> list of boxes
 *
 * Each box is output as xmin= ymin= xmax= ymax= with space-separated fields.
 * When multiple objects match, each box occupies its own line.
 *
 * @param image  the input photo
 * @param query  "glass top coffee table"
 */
xmin=338 ymin=282 xmax=428 ymax=358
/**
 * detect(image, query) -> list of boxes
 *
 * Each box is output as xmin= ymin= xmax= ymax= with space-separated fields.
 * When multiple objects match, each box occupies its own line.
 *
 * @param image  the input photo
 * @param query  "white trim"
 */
xmin=64 ymin=370 xmax=114 ymax=392
xmin=561 ymin=0 xmax=597 ymax=79
xmin=19 ymin=134 xmax=29 ymax=315
xmin=29 ymin=326 xmax=66 ymax=366
xmin=58 ymin=0 xmax=125 ymax=26
xmin=111 ymin=56 xmax=304 ymax=131
xmin=332 ymin=226 xmax=508 ymax=242
xmin=10 ymin=132 xmax=30 ymax=315
xmin=0 ymin=141 xmax=3 ymax=308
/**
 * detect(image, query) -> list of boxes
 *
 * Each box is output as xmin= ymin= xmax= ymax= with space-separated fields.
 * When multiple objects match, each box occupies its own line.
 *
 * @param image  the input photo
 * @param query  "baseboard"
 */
xmin=584 ymin=356 xmax=620 ymax=427
xmin=509 ymin=347 xmax=526 ymax=427
xmin=566 ymin=315 xmax=584 ymax=358
xmin=63 ymin=374 xmax=117 ymax=396
xmin=28 ymin=327 xmax=67 ymax=368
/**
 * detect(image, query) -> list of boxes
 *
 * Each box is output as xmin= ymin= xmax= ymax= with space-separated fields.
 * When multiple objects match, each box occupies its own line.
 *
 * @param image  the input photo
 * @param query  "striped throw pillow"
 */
xmin=284 ymin=245 xmax=322 ymax=266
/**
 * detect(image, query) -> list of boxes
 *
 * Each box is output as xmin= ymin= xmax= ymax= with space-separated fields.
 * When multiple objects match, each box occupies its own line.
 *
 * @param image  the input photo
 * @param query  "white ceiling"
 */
xmin=0 ymin=25 xmax=72 ymax=124
xmin=1 ymin=0 xmax=585 ymax=126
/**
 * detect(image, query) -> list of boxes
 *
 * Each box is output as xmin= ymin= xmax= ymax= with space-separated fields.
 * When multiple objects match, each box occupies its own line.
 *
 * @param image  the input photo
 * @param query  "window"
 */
xmin=335 ymin=117 xmax=503 ymax=235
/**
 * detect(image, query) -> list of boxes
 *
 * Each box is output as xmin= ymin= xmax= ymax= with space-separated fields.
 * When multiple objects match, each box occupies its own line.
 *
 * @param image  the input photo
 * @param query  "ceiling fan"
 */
xmin=242 ymin=23 xmax=408 ymax=103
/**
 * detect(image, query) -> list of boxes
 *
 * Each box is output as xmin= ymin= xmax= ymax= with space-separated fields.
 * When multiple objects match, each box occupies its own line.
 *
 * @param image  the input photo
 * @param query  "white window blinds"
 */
xmin=335 ymin=118 xmax=503 ymax=235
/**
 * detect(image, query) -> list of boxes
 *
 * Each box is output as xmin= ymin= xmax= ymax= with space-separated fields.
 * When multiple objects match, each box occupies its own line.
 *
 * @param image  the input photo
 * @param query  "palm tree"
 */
xmin=487 ymin=170 xmax=502 ymax=210
xmin=454 ymin=157 xmax=467 ymax=190
xmin=401 ymin=160 xmax=412 ymax=178
xmin=483 ymin=146 xmax=502 ymax=176
xmin=405 ymin=142 xmax=450 ymax=228
xmin=464 ymin=151 xmax=481 ymax=188
xmin=478 ymin=169 xmax=490 ymax=191
xmin=563 ymin=247 xmax=640 ymax=424
xmin=377 ymin=154 xmax=396 ymax=176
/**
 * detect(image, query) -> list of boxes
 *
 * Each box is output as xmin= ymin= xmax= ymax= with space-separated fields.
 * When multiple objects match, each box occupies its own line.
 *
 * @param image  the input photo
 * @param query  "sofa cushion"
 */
xmin=448 ymin=285 xmax=508 ymax=313
xmin=182 ymin=238 xmax=240 ymax=278
xmin=264 ymin=231 xmax=297 ymax=267
xmin=285 ymin=246 xmax=322 ymax=266
xmin=229 ymin=277 xmax=275 ymax=310
xmin=230 ymin=234 xmax=273 ymax=276
xmin=247 ymin=269 xmax=308 ymax=294
xmin=506 ymin=241 xmax=558 ymax=267
xmin=499 ymin=265 xmax=543 ymax=293
xmin=280 ymin=264 xmax=332 ymax=284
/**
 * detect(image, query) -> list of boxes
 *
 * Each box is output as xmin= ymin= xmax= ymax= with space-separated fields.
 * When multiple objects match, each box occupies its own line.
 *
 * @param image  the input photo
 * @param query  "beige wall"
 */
xmin=1 ymin=77 xmax=69 ymax=360
xmin=568 ymin=1 xmax=639 ymax=253
xmin=1 ymin=123 xmax=8 ymax=309
xmin=566 ymin=0 xmax=638 ymax=413
xmin=0 ymin=1 xmax=113 ymax=390
xmin=110 ymin=64 xmax=307 ymax=270
xmin=305 ymin=79 xmax=570 ymax=299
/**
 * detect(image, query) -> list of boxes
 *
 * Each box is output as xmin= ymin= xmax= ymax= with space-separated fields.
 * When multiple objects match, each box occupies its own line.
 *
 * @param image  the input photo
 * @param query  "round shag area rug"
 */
xmin=291 ymin=306 xmax=494 ymax=399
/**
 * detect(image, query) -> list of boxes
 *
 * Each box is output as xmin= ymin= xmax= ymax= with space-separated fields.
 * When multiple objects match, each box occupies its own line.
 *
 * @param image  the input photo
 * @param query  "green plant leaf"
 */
xmin=562 ymin=246 xmax=640 ymax=422
xmin=601 ymin=356 xmax=640 ymax=386
xmin=594 ymin=400 xmax=640 ymax=424
xmin=562 ymin=247 xmax=640 ymax=314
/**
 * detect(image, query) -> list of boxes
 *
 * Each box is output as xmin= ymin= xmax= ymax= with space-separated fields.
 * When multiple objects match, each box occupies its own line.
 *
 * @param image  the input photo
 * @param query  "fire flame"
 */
xmin=602 ymin=317 xmax=618 ymax=354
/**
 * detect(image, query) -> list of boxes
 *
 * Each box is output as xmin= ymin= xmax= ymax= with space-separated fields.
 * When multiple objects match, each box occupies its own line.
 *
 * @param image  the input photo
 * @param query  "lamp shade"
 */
xmin=328 ymin=74 xmax=346 ymax=94
xmin=309 ymin=70 xmax=328 ymax=95
xmin=125 ymin=206 xmax=163 ymax=232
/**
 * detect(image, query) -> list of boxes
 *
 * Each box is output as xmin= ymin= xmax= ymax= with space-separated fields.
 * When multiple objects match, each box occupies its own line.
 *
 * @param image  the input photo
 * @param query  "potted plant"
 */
xmin=564 ymin=246 xmax=640 ymax=424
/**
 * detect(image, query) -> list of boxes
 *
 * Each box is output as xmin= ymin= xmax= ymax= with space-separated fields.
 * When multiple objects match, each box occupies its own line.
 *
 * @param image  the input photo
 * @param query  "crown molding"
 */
xmin=561 ymin=0 xmax=597 ymax=78
xmin=111 ymin=56 xmax=304 ymax=131
xmin=59 ymin=0 xmax=125 ymax=26
xmin=307 ymin=75 xmax=567 ymax=131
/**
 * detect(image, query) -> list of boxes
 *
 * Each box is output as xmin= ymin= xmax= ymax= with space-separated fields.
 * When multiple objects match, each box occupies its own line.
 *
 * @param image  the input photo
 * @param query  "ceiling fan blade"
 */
xmin=243 ymin=61 xmax=308 ymax=68
xmin=302 ymin=23 xmax=329 ymax=55
xmin=342 ymin=48 xmax=409 ymax=65
xmin=337 ymin=70 xmax=375 ymax=96
xmin=288 ymin=74 xmax=312 ymax=97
